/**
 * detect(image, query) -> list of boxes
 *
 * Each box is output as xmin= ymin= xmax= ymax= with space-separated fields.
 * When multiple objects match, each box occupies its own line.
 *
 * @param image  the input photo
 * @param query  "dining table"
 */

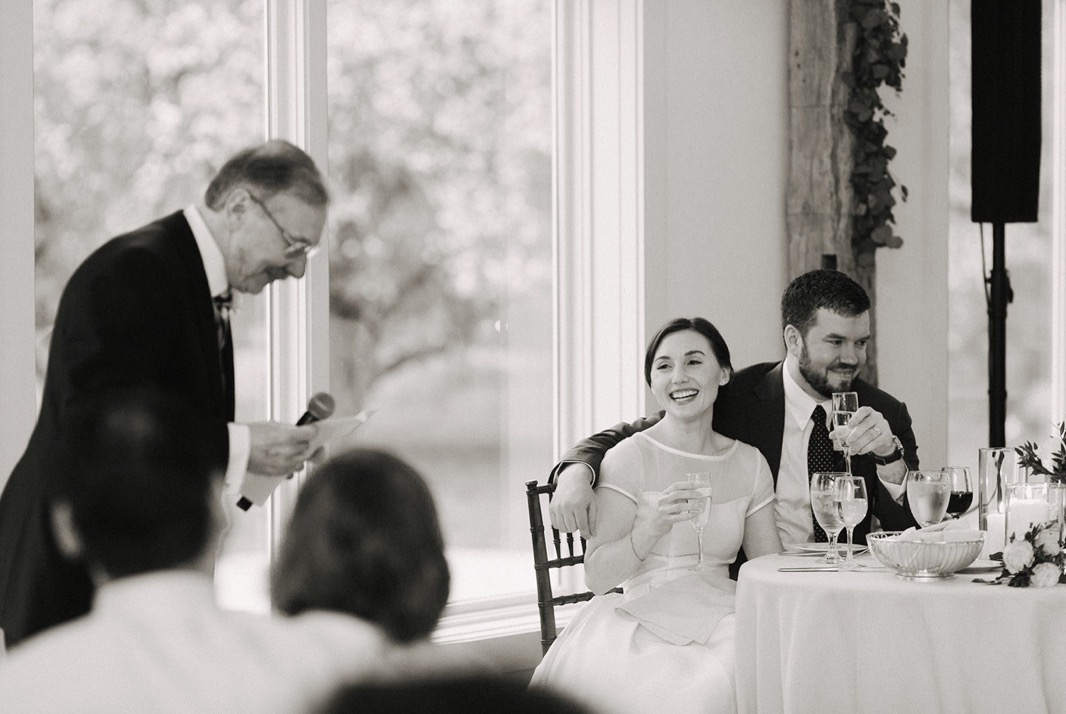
xmin=734 ymin=550 xmax=1066 ymax=714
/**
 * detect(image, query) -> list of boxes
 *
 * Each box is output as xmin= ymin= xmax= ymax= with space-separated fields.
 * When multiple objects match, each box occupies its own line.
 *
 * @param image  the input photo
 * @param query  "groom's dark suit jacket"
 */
xmin=0 ymin=212 xmax=233 ymax=647
xmin=555 ymin=361 xmax=920 ymax=571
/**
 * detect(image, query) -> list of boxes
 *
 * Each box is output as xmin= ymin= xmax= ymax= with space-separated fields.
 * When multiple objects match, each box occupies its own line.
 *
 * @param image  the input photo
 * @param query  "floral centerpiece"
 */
xmin=1015 ymin=422 xmax=1066 ymax=483
xmin=978 ymin=522 xmax=1066 ymax=587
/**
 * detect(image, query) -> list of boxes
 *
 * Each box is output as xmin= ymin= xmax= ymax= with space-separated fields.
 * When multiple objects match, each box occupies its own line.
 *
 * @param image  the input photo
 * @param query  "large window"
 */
xmin=324 ymin=0 xmax=553 ymax=602
xmin=33 ymin=0 xmax=554 ymax=611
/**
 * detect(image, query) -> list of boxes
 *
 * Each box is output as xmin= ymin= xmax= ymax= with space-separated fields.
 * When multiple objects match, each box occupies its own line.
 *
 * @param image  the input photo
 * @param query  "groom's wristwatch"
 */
xmin=871 ymin=435 xmax=905 ymax=465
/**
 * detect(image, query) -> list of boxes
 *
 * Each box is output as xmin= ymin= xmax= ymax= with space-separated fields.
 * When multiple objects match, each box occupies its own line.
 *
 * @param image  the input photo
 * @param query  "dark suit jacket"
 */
xmin=553 ymin=361 xmax=920 ymax=569
xmin=0 ymin=212 xmax=232 ymax=647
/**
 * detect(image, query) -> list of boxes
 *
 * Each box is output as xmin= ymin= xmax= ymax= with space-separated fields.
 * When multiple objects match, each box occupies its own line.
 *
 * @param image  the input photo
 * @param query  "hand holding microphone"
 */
xmin=238 ymin=393 xmax=335 ymax=510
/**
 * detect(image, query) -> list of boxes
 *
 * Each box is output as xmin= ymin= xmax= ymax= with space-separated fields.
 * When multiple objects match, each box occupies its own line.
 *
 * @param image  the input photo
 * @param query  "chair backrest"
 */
xmin=525 ymin=479 xmax=619 ymax=655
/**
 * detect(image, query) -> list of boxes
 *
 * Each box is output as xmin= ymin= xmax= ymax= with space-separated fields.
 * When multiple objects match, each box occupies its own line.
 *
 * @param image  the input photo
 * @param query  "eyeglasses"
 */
xmin=246 ymin=193 xmax=317 ymax=258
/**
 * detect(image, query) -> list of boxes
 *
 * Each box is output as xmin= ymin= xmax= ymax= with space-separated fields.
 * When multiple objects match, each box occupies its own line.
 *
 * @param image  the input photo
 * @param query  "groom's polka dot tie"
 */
xmin=808 ymin=404 xmax=833 ymax=543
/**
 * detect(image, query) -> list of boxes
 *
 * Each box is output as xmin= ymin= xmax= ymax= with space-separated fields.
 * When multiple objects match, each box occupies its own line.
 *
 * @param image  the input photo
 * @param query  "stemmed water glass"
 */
xmin=832 ymin=392 xmax=859 ymax=474
xmin=836 ymin=475 xmax=868 ymax=569
xmin=687 ymin=472 xmax=713 ymax=571
xmin=810 ymin=472 xmax=847 ymax=564
xmin=906 ymin=470 xmax=951 ymax=528
xmin=941 ymin=466 xmax=974 ymax=519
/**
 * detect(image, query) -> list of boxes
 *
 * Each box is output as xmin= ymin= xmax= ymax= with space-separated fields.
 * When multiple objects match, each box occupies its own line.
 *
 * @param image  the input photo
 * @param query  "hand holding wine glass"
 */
xmin=810 ymin=472 xmax=847 ymax=564
xmin=687 ymin=472 xmax=713 ymax=571
xmin=906 ymin=470 xmax=950 ymax=528
xmin=941 ymin=466 xmax=973 ymax=519
xmin=836 ymin=475 xmax=868 ymax=569
xmin=831 ymin=392 xmax=859 ymax=474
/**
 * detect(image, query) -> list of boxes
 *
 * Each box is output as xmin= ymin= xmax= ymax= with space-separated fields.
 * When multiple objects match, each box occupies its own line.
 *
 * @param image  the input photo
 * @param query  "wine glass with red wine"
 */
xmin=941 ymin=466 xmax=973 ymax=519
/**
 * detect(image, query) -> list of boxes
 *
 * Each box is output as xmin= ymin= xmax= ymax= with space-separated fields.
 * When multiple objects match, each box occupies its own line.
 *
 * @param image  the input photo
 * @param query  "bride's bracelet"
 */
xmin=629 ymin=530 xmax=647 ymax=561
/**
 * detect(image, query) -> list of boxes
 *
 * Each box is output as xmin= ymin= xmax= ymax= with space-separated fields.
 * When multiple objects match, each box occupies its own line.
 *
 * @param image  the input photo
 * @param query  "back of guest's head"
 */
xmin=780 ymin=269 xmax=871 ymax=337
xmin=320 ymin=675 xmax=592 ymax=714
xmin=204 ymin=139 xmax=330 ymax=210
xmin=272 ymin=449 xmax=450 ymax=643
xmin=50 ymin=387 xmax=229 ymax=579
xmin=643 ymin=316 xmax=732 ymax=386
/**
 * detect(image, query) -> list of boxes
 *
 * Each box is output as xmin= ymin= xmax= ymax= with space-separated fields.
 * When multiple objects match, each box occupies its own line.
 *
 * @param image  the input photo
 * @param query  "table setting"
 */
xmin=735 ymin=431 xmax=1066 ymax=713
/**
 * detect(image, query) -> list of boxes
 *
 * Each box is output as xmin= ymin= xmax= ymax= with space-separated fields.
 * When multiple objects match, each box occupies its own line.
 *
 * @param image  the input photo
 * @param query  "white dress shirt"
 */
xmin=0 ymin=571 xmax=388 ymax=713
xmin=184 ymin=205 xmax=251 ymax=496
xmin=776 ymin=356 xmax=905 ymax=545
xmin=776 ymin=360 xmax=828 ymax=546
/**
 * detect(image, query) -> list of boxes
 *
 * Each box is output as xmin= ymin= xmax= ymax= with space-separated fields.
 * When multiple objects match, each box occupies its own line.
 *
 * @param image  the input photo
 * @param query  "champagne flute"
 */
xmin=906 ymin=470 xmax=950 ymax=528
xmin=836 ymin=475 xmax=868 ymax=569
xmin=687 ymin=472 xmax=713 ymax=571
xmin=810 ymin=472 xmax=847 ymax=564
xmin=831 ymin=392 xmax=859 ymax=474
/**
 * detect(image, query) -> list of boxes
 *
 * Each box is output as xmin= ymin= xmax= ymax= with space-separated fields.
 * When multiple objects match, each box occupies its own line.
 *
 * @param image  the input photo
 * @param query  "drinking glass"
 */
xmin=687 ymin=472 xmax=713 ymax=571
xmin=831 ymin=392 xmax=859 ymax=474
xmin=942 ymin=466 xmax=974 ymax=519
xmin=906 ymin=470 xmax=950 ymax=528
xmin=810 ymin=472 xmax=847 ymax=564
xmin=836 ymin=475 xmax=868 ymax=569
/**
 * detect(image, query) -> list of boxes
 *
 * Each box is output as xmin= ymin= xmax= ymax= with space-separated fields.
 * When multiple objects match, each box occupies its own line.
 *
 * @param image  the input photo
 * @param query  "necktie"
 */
xmin=213 ymin=290 xmax=232 ymax=353
xmin=808 ymin=404 xmax=834 ymax=543
xmin=213 ymin=290 xmax=235 ymax=419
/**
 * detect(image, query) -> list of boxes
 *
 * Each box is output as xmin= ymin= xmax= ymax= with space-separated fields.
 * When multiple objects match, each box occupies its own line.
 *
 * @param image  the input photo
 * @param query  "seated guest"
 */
xmin=549 ymin=270 xmax=919 ymax=559
xmin=529 ymin=318 xmax=782 ymax=714
xmin=321 ymin=674 xmax=591 ymax=714
xmin=271 ymin=448 xmax=456 ymax=670
xmin=0 ymin=388 xmax=389 ymax=712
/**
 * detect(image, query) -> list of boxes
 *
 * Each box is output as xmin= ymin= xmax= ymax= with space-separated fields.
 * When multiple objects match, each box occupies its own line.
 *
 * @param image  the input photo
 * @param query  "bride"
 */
xmin=529 ymin=317 xmax=781 ymax=714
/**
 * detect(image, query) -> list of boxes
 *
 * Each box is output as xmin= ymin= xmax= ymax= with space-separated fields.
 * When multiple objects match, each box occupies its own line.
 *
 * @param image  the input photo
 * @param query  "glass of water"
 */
xmin=836 ymin=475 xmax=868 ymax=569
xmin=810 ymin=472 xmax=847 ymax=564
xmin=906 ymin=470 xmax=950 ymax=528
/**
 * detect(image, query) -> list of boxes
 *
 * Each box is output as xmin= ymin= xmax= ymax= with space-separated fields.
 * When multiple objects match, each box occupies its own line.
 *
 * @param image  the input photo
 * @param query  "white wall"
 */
xmin=876 ymin=1 xmax=951 ymax=468
xmin=0 ymin=0 xmax=36 ymax=487
xmin=643 ymin=0 xmax=788 ymax=370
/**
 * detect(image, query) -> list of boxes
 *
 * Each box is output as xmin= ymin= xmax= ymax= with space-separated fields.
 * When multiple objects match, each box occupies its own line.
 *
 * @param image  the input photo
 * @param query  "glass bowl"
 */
xmin=866 ymin=530 xmax=984 ymax=580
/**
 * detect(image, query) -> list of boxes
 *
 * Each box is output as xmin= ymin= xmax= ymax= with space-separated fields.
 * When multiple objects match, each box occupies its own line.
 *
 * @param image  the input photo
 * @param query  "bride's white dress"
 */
xmin=529 ymin=433 xmax=774 ymax=714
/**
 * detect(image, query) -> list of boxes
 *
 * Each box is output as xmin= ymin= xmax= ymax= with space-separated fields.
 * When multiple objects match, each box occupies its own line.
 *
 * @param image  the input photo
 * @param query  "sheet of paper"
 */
xmin=239 ymin=410 xmax=374 ymax=507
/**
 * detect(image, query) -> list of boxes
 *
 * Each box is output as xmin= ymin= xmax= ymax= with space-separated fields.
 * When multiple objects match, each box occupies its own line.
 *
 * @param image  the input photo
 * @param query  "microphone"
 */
xmin=296 ymin=392 xmax=335 ymax=425
xmin=236 ymin=392 xmax=335 ymax=510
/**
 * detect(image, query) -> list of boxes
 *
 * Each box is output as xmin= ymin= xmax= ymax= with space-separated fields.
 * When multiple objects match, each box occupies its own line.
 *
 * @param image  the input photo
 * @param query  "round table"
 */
xmin=735 ymin=553 xmax=1066 ymax=714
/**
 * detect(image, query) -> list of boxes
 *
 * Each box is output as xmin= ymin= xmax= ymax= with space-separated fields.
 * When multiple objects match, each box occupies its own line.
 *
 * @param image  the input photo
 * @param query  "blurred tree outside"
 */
xmin=324 ymin=0 xmax=553 ymax=576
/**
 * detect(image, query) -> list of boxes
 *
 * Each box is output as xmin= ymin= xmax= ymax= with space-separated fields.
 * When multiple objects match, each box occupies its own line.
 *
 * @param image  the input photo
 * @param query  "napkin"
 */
xmin=615 ymin=574 xmax=734 ymax=646
xmin=897 ymin=519 xmax=982 ymax=543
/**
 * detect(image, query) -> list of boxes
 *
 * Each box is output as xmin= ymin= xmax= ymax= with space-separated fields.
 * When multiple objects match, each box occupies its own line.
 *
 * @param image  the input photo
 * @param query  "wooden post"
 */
xmin=787 ymin=0 xmax=879 ymax=384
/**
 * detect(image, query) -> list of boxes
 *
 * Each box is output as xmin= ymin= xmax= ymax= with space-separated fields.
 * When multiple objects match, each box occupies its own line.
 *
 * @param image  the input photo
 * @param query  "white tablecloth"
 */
xmin=735 ymin=553 xmax=1066 ymax=714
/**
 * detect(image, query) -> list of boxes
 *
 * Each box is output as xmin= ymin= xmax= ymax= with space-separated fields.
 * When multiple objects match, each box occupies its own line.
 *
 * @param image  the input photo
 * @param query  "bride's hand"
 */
xmin=640 ymin=481 xmax=703 ymax=537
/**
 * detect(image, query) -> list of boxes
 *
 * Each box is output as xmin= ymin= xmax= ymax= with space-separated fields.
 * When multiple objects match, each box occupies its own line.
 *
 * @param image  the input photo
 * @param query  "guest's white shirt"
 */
xmin=0 ymin=571 xmax=388 ymax=713
xmin=776 ymin=360 xmax=829 ymax=546
xmin=184 ymin=205 xmax=251 ymax=496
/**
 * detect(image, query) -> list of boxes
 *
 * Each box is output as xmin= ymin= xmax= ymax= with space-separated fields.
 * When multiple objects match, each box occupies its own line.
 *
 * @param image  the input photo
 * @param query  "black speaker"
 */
xmin=971 ymin=0 xmax=1041 ymax=224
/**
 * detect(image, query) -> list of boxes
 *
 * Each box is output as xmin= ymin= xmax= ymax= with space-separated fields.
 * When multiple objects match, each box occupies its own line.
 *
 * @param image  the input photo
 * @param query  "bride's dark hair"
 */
xmin=643 ymin=317 xmax=732 ymax=387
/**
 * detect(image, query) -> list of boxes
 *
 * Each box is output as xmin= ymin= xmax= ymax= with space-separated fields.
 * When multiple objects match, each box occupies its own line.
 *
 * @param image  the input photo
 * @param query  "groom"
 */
xmin=549 ymin=269 xmax=919 ymax=556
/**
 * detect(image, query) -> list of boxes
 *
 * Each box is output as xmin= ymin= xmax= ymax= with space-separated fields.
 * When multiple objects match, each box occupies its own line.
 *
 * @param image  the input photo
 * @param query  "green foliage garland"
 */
xmin=842 ymin=0 xmax=909 ymax=256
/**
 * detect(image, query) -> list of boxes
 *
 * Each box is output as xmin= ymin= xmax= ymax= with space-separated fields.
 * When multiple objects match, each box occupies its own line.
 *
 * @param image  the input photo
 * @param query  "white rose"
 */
xmin=1034 ymin=527 xmax=1061 ymax=555
xmin=1003 ymin=540 xmax=1035 ymax=574
xmin=1031 ymin=562 xmax=1062 ymax=588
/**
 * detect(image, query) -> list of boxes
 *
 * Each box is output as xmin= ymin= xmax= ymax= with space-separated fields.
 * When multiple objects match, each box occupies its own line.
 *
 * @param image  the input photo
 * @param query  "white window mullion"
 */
xmin=264 ymin=0 xmax=330 ymax=555
xmin=0 ymin=0 xmax=35 ymax=486
xmin=1053 ymin=0 xmax=1066 ymax=421
xmin=554 ymin=0 xmax=646 ymax=457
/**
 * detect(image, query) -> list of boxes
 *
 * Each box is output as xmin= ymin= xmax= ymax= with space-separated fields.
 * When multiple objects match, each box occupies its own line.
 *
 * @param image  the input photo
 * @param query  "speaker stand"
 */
xmin=987 ymin=221 xmax=1013 ymax=447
